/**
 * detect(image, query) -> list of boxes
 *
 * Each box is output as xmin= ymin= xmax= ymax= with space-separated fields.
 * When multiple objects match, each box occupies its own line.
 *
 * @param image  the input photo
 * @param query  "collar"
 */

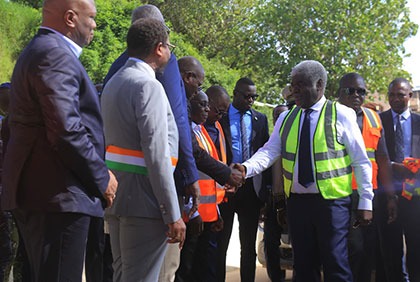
xmin=127 ymin=57 xmax=155 ymax=78
xmin=40 ymin=26 xmax=83 ymax=58
xmin=303 ymin=95 xmax=326 ymax=112
xmin=191 ymin=121 xmax=201 ymax=132
xmin=230 ymin=104 xmax=251 ymax=116
xmin=391 ymin=108 xmax=410 ymax=120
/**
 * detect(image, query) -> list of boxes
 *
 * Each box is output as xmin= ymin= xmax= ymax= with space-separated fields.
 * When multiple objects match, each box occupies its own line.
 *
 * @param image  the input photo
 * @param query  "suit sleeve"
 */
xmin=157 ymin=54 xmax=199 ymax=191
xmin=135 ymin=80 xmax=181 ymax=224
xmin=192 ymin=127 xmax=231 ymax=185
xmin=36 ymin=48 xmax=109 ymax=198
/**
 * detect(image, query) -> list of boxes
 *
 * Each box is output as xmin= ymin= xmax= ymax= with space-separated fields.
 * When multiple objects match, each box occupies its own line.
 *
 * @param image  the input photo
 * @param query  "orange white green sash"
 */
xmin=105 ymin=145 xmax=177 ymax=175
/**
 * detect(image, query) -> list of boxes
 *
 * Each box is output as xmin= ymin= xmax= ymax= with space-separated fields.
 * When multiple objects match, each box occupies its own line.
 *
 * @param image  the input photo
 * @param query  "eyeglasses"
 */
xmin=244 ymin=94 xmax=259 ymax=100
xmin=342 ymin=87 xmax=366 ymax=96
xmin=236 ymin=90 xmax=259 ymax=100
xmin=211 ymin=104 xmax=227 ymax=116
xmin=163 ymin=42 xmax=176 ymax=52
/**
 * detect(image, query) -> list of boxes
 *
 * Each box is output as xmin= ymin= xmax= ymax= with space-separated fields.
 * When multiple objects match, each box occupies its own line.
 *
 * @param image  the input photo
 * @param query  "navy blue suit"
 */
xmin=217 ymin=108 xmax=269 ymax=282
xmin=378 ymin=110 xmax=420 ymax=282
xmin=1 ymin=28 xmax=110 ymax=282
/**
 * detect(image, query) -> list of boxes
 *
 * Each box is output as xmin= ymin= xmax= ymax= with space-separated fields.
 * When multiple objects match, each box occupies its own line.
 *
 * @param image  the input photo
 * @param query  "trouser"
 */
xmin=0 ymin=211 xmax=13 ymax=281
xmin=348 ymin=190 xmax=376 ymax=282
xmin=375 ymin=191 xmax=407 ymax=282
xmin=400 ymin=196 xmax=420 ymax=282
xmin=216 ymin=179 xmax=263 ymax=282
xmin=288 ymin=193 xmax=352 ymax=282
xmin=264 ymin=204 xmax=286 ymax=282
xmin=85 ymin=216 xmax=105 ymax=282
xmin=13 ymin=209 xmax=91 ymax=282
xmin=108 ymin=215 xmax=168 ymax=282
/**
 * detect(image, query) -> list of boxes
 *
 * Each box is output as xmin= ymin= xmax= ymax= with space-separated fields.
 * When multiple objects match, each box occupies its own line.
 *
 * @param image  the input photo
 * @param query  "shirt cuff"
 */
xmin=357 ymin=197 xmax=373 ymax=211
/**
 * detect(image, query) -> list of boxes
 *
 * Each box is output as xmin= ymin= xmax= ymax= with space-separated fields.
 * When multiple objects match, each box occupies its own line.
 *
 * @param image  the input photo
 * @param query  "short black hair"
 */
xmin=127 ymin=18 xmax=168 ymax=59
xmin=235 ymin=77 xmax=255 ymax=89
xmin=389 ymin=77 xmax=412 ymax=91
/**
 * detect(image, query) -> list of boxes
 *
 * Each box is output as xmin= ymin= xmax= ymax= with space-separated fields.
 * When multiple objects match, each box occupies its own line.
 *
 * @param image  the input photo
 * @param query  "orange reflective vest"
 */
xmin=351 ymin=107 xmax=381 ymax=190
xmin=194 ymin=123 xmax=227 ymax=222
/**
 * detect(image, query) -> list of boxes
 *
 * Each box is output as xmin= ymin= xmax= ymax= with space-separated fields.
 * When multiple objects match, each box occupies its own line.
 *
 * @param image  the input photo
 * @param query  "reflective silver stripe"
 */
xmin=199 ymin=195 xmax=217 ymax=204
xmin=282 ymin=168 xmax=293 ymax=180
xmin=314 ymin=149 xmax=348 ymax=161
xmin=363 ymin=108 xmax=379 ymax=128
xmin=324 ymin=100 xmax=334 ymax=149
xmin=282 ymin=151 xmax=296 ymax=161
xmin=367 ymin=151 xmax=375 ymax=159
xmin=316 ymin=166 xmax=352 ymax=180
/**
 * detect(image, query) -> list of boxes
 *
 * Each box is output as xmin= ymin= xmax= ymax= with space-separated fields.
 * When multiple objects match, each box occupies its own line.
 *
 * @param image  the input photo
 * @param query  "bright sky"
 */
xmin=403 ymin=0 xmax=420 ymax=88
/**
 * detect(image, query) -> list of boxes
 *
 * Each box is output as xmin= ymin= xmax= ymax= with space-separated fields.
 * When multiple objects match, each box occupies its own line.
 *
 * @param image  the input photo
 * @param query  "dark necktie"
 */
xmin=298 ymin=109 xmax=314 ymax=187
xmin=241 ymin=113 xmax=250 ymax=162
xmin=394 ymin=114 xmax=405 ymax=162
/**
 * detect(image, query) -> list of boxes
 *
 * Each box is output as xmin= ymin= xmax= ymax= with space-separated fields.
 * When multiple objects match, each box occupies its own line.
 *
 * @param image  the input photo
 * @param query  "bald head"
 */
xmin=178 ymin=56 xmax=205 ymax=100
xmin=42 ymin=0 xmax=97 ymax=47
xmin=206 ymin=85 xmax=230 ymax=106
xmin=178 ymin=56 xmax=204 ymax=75
xmin=131 ymin=4 xmax=165 ymax=25
xmin=206 ymin=85 xmax=230 ymax=123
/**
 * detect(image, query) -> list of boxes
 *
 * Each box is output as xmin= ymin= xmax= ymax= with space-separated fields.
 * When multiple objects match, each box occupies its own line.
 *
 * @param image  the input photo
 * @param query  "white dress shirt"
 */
xmin=243 ymin=96 xmax=374 ymax=210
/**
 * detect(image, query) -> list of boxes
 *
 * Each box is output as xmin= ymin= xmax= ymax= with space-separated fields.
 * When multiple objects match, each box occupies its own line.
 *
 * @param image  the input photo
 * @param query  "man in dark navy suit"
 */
xmin=378 ymin=78 xmax=420 ymax=282
xmin=217 ymin=77 xmax=270 ymax=282
xmin=1 ymin=0 xmax=118 ymax=281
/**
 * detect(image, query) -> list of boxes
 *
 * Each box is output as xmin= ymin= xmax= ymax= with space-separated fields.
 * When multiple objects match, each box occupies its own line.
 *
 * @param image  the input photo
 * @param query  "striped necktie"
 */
xmin=394 ymin=114 xmax=405 ymax=162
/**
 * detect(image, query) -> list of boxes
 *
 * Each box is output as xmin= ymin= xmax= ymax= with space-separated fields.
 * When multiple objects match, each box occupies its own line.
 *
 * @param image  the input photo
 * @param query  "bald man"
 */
xmin=1 ymin=1 xmax=118 ymax=281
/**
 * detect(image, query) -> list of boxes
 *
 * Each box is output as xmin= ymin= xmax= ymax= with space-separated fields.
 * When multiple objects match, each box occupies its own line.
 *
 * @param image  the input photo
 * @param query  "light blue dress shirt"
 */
xmin=229 ymin=105 xmax=252 ymax=163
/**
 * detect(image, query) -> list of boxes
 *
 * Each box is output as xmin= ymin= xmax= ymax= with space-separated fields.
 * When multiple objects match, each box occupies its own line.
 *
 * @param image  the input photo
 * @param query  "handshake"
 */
xmin=224 ymin=163 xmax=246 ymax=192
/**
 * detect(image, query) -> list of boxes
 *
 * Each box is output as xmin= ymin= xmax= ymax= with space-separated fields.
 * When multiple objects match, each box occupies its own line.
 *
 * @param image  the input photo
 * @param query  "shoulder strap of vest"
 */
xmin=361 ymin=107 xmax=381 ymax=129
xmin=280 ymin=105 xmax=301 ymax=146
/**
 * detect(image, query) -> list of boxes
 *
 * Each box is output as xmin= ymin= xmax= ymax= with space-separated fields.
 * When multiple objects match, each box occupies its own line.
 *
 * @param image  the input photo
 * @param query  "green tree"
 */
xmin=250 ymin=0 xmax=417 ymax=100
xmin=0 ymin=0 xmax=40 ymax=82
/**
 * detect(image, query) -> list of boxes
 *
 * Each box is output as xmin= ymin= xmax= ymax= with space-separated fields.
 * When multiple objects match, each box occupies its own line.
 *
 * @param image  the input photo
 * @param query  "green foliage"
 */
xmin=10 ymin=0 xmax=42 ymax=8
xmin=170 ymin=32 xmax=242 ymax=96
xmin=80 ymin=0 xmax=138 ymax=83
xmin=250 ymin=0 xmax=417 ymax=100
xmin=1 ymin=0 xmax=417 ymax=109
xmin=0 ymin=1 xmax=40 ymax=82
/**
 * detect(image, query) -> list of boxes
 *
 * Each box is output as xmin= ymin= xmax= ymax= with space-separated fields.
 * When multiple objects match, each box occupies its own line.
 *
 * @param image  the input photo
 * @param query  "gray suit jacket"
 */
xmin=101 ymin=59 xmax=180 ymax=224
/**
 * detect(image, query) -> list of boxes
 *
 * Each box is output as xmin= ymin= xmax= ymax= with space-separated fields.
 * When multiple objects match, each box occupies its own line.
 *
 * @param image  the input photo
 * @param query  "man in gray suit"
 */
xmin=101 ymin=18 xmax=186 ymax=282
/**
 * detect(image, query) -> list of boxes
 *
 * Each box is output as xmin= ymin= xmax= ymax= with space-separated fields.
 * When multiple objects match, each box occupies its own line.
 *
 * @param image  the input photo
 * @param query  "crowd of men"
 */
xmin=0 ymin=0 xmax=419 ymax=282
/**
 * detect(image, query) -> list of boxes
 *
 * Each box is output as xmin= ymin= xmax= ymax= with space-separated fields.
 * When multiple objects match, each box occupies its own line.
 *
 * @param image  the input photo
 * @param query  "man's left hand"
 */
xmin=184 ymin=181 xmax=200 ymax=218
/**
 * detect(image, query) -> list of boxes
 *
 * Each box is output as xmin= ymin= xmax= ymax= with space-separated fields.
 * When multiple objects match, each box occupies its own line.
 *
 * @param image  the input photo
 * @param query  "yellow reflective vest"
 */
xmin=280 ymin=100 xmax=352 ymax=199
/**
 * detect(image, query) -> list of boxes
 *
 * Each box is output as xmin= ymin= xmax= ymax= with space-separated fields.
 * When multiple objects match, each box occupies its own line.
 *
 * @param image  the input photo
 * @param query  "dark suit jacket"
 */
xmin=220 ymin=107 xmax=270 ymax=199
xmin=1 ymin=29 xmax=109 ymax=217
xmin=380 ymin=109 xmax=420 ymax=161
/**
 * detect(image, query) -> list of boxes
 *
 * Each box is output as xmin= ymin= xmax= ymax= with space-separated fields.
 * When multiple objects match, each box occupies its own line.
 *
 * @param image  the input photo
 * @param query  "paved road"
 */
xmin=225 ymin=215 xmax=293 ymax=281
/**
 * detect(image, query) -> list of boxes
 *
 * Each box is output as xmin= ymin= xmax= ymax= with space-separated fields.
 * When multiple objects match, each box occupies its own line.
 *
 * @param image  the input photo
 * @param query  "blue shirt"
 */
xmin=392 ymin=109 xmax=412 ymax=159
xmin=229 ymin=105 xmax=252 ymax=163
